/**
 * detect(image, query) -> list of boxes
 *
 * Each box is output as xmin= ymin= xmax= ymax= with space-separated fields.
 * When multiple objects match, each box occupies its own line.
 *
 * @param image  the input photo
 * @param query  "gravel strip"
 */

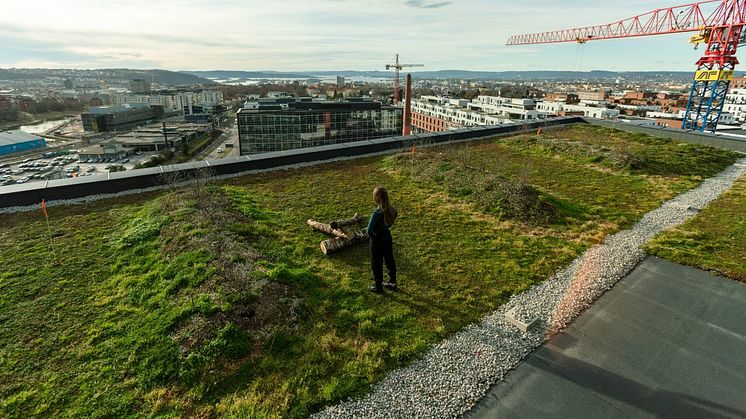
xmin=313 ymin=158 xmax=746 ymax=419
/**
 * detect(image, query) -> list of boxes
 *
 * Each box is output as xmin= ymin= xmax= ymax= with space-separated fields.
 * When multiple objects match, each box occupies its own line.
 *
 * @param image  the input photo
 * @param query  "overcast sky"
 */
xmin=0 ymin=0 xmax=716 ymax=72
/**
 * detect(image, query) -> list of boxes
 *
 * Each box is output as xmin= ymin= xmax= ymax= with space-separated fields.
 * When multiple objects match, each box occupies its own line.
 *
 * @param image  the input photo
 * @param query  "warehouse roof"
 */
xmin=86 ymin=103 xmax=150 ymax=115
xmin=0 ymin=130 xmax=43 ymax=146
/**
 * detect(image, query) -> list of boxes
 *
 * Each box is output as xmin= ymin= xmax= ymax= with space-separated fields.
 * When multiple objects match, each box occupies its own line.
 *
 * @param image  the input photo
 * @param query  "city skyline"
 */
xmin=0 ymin=0 xmax=719 ymax=72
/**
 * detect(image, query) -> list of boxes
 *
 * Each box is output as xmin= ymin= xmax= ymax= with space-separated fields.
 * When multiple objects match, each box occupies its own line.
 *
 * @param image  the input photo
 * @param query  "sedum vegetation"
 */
xmin=646 ymin=175 xmax=746 ymax=282
xmin=0 ymin=124 xmax=740 ymax=417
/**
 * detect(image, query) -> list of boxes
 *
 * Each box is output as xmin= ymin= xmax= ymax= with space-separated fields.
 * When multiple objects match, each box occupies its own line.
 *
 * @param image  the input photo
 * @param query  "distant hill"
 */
xmin=112 ymin=69 xmax=216 ymax=85
xmin=183 ymin=69 xmax=699 ymax=82
xmin=307 ymin=70 xmax=696 ymax=80
xmin=183 ymin=70 xmax=315 ymax=80
xmin=0 ymin=68 xmax=215 ymax=85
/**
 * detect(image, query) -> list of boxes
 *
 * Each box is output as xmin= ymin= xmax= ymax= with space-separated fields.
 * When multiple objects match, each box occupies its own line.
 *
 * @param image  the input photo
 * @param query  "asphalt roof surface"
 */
xmin=466 ymin=257 xmax=746 ymax=419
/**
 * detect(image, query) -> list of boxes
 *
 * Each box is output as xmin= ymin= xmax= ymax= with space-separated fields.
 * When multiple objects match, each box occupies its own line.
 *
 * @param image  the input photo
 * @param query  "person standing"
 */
xmin=367 ymin=186 xmax=397 ymax=293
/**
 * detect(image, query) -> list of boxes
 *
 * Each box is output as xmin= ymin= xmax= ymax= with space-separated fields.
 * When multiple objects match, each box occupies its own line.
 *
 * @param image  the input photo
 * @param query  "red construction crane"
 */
xmin=386 ymin=54 xmax=424 ymax=106
xmin=507 ymin=0 xmax=746 ymax=133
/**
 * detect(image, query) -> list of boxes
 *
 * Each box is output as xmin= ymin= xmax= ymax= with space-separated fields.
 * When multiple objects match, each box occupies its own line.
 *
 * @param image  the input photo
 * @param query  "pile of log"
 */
xmin=307 ymin=213 xmax=368 ymax=255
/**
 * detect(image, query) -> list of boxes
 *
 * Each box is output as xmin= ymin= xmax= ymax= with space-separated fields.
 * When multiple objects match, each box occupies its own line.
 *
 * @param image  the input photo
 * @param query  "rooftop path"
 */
xmin=465 ymin=257 xmax=746 ymax=419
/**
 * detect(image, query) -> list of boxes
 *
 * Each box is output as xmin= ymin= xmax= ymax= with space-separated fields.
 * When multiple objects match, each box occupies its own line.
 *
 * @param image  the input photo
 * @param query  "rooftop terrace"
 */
xmin=0 ymin=123 xmax=744 ymax=417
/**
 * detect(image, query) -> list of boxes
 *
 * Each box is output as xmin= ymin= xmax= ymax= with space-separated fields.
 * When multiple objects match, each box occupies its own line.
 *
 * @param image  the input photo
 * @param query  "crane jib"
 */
xmin=506 ymin=0 xmax=746 ymax=134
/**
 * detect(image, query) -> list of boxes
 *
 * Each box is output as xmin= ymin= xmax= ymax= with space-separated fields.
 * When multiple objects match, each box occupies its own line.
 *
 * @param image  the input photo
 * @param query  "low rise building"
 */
xmin=0 ymin=130 xmax=46 ymax=156
xmin=535 ymin=101 xmax=620 ymax=119
xmin=577 ymin=90 xmax=609 ymax=101
xmin=183 ymin=102 xmax=227 ymax=124
xmin=113 ymin=122 xmax=213 ymax=152
xmin=78 ymin=143 xmax=130 ymax=161
xmin=642 ymin=109 xmax=737 ymax=128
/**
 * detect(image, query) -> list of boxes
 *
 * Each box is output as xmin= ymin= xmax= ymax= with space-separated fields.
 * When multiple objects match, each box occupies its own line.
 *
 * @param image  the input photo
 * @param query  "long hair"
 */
xmin=373 ymin=186 xmax=396 ymax=226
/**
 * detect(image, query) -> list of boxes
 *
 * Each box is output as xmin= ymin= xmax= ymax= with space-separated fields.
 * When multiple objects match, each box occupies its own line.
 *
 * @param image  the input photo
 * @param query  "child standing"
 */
xmin=367 ymin=186 xmax=397 ymax=293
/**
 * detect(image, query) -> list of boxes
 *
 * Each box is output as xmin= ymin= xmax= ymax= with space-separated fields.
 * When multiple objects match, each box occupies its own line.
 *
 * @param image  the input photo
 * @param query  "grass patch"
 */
xmin=645 ymin=175 xmax=746 ymax=282
xmin=186 ymin=132 xmax=218 ymax=155
xmin=0 ymin=124 xmax=740 ymax=417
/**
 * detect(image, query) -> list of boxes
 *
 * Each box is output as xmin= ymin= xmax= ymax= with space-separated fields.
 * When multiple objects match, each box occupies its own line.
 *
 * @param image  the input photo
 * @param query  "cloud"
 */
xmin=402 ymin=0 xmax=450 ymax=9
xmin=0 ymin=0 xmax=705 ymax=71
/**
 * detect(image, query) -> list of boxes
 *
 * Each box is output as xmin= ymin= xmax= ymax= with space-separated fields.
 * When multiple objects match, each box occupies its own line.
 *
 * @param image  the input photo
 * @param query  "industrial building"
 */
xmin=81 ymin=104 xmax=164 ymax=133
xmin=113 ymin=122 xmax=213 ymax=152
xmin=77 ymin=143 xmax=130 ymax=161
xmin=0 ymin=130 xmax=46 ymax=156
xmin=236 ymin=98 xmax=402 ymax=154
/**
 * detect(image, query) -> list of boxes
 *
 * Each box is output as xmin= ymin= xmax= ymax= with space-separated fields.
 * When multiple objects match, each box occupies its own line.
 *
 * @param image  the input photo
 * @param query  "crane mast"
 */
xmin=386 ymin=54 xmax=424 ymax=106
xmin=507 ymin=0 xmax=746 ymax=133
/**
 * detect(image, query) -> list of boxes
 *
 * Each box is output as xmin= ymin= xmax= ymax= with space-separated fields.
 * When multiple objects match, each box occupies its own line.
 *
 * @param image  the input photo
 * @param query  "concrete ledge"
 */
xmin=0 ymin=117 xmax=583 ymax=209
xmin=584 ymin=117 xmax=746 ymax=154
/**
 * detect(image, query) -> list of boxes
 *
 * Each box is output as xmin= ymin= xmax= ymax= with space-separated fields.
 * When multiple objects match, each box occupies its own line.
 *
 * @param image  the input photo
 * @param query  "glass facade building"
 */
xmin=237 ymin=98 xmax=402 ymax=155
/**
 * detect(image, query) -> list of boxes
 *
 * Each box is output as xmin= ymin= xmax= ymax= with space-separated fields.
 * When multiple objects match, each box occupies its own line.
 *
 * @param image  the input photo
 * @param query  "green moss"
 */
xmin=646 ymin=176 xmax=746 ymax=281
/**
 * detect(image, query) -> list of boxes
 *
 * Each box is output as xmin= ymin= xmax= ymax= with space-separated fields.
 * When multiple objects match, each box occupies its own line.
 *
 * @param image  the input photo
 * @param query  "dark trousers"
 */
xmin=370 ymin=232 xmax=396 ymax=289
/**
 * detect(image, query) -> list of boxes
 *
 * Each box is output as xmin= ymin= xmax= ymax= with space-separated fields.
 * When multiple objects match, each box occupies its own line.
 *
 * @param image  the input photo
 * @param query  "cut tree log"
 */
xmin=329 ymin=213 xmax=363 ymax=229
xmin=307 ymin=219 xmax=353 ymax=239
xmin=320 ymin=229 xmax=369 ymax=255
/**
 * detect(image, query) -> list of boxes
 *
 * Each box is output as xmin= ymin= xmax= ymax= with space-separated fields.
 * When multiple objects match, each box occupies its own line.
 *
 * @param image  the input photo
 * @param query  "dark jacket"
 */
xmin=367 ymin=206 xmax=396 ymax=239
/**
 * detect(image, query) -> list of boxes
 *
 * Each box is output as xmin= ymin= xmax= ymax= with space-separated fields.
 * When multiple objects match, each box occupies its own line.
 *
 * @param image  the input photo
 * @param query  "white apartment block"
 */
xmin=468 ymin=96 xmax=545 ymax=120
xmin=412 ymin=98 xmax=529 ymax=129
xmin=616 ymin=104 xmax=662 ymax=112
xmin=198 ymin=90 xmax=224 ymax=105
xmin=535 ymin=101 xmax=620 ymax=119
xmin=109 ymin=91 xmax=223 ymax=113
xmin=639 ymin=110 xmax=737 ymax=126
xmin=724 ymin=88 xmax=746 ymax=123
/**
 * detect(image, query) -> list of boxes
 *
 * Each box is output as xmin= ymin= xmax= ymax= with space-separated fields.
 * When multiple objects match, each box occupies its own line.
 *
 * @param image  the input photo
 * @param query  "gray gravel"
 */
xmin=313 ymin=158 xmax=746 ymax=419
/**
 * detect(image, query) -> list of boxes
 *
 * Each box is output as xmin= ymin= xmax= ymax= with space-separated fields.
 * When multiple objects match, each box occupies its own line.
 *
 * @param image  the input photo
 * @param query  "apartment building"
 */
xmin=724 ymin=88 xmax=746 ymax=123
xmin=535 ymin=101 xmax=621 ymax=119
xmin=411 ymin=95 xmax=546 ymax=133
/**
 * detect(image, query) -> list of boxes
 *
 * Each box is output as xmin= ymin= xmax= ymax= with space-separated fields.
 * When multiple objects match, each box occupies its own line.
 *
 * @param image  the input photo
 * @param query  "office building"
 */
xmin=130 ymin=79 xmax=151 ymax=93
xmin=81 ymin=104 xmax=164 ymax=133
xmin=237 ymin=98 xmax=402 ymax=154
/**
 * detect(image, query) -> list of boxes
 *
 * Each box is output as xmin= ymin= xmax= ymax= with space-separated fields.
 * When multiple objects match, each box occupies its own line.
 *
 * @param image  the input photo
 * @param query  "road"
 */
xmin=201 ymin=122 xmax=239 ymax=161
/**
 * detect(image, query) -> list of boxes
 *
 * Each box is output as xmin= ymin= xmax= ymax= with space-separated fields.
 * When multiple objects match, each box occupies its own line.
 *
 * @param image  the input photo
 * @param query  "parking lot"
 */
xmin=0 ymin=152 xmax=156 ymax=187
